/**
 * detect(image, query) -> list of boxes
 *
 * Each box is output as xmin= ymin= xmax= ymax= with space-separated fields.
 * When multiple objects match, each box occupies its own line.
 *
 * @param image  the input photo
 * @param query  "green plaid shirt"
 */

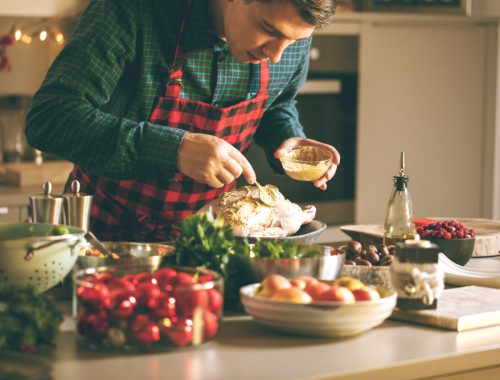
xmin=26 ymin=0 xmax=309 ymax=181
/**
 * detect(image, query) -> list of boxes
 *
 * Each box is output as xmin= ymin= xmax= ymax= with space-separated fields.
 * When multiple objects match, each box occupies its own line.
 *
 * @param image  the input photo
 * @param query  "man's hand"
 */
xmin=275 ymin=137 xmax=340 ymax=191
xmin=177 ymin=133 xmax=256 ymax=188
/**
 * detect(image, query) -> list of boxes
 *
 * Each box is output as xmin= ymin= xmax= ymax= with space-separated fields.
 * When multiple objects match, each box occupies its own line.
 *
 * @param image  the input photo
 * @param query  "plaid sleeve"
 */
xmin=25 ymin=0 xmax=181 ymax=180
xmin=254 ymin=38 xmax=310 ymax=173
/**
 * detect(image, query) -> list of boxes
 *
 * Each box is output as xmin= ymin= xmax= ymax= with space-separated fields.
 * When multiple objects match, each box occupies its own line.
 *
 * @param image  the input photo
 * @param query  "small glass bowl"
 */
xmin=279 ymin=146 xmax=333 ymax=181
xmin=74 ymin=265 xmax=223 ymax=351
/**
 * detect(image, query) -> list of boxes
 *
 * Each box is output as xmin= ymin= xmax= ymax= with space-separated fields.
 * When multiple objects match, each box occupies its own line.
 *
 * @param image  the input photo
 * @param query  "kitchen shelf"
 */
xmin=0 ymin=0 xmax=82 ymax=18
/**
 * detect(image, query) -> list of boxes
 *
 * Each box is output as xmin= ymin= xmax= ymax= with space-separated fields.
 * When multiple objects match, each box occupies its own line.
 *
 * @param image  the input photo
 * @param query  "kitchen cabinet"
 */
xmin=319 ymin=13 xmax=500 ymax=224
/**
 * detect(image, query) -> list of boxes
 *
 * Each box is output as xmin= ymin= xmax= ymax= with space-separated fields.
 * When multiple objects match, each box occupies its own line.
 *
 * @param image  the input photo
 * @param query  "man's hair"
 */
xmin=247 ymin=0 xmax=336 ymax=28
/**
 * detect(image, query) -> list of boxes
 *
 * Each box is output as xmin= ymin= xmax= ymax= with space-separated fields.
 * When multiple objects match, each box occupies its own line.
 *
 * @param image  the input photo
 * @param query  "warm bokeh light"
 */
xmin=20 ymin=34 xmax=32 ymax=44
xmin=55 ymin=32 xmax=64 ymax=45
xmin=14 ymin=29 xmax=22 ymax=41
xmin=39 ymin=30 xmax=48 ymax=41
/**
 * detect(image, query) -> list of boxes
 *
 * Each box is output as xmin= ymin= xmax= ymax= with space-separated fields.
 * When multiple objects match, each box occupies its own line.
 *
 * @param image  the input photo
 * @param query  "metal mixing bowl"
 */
xmin=247 ymin=245 xmax=345 ymax=282
xmin=77 ymin=241 xmax=174 ymax=270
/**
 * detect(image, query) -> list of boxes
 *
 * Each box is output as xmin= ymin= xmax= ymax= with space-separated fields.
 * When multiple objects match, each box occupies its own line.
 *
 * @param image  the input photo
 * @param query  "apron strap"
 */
xmin=165 ymin=0 xmax=193 ymax=98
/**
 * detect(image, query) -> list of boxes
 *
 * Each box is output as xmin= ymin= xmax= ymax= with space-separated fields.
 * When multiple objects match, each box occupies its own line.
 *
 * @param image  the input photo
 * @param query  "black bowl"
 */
xmin=428 ymin=237 xmax=475 ymax=266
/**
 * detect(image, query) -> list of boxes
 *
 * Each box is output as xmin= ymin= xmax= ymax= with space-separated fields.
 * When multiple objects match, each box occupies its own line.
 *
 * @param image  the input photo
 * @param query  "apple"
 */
xmin=270 ymin=287 xmax=313 ymax=304
xmin=258 ymin=274 xmax=292 ymax=298
xmin=351 ymin=287 xmax=380 ymax=301
xmin=333 ymin=276 xmax=366 ymax=291
xmin=317 ymin=285 xmax=355 ymax=303
xmin=291 ymin=275 xmax=319 ymax=290
xmin=304 ymin=281 xmax=331 ymax=301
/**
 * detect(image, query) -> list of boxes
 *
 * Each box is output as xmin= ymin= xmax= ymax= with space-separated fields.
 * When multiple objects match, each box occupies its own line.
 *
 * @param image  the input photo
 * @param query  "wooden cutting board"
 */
xmin=341 ymin=218 xmax=500 ymax=257
xmin=0 ymin=161 xmax=73 ymax=187
xmin=391 ymin=286 xmax=500 ymax=331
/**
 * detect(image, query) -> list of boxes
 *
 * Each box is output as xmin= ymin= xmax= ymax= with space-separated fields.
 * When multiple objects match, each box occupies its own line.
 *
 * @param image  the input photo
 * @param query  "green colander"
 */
xmin=0 ymin=223 xmax=84 ymax=293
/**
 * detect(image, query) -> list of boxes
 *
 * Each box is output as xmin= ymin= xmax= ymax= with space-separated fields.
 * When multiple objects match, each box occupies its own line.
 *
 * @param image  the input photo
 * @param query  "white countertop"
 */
xmin=37 ymin=311 xmax=500 ymax=380
xmin=37 ymin=254 xmax=500 ymax=380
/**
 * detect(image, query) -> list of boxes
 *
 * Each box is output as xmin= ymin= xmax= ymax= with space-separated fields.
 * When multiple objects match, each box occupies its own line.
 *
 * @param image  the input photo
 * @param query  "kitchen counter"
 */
xmin=35 ymin=310 xmax=500 ymax=380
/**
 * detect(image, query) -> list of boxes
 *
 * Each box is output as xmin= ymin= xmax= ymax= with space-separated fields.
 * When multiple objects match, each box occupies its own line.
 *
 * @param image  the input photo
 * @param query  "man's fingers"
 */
xmin=208 ymin=176 xmax=225 ymax=188
xmin=229 ymin=149 xmax=256 ymax=184
xmin=223 ymin=156 xmax=244 ymax=179
xmin=313 ymin=164 xmax=338 ymax=188
xmin=215 ymin=168 xmax=235 ymax=186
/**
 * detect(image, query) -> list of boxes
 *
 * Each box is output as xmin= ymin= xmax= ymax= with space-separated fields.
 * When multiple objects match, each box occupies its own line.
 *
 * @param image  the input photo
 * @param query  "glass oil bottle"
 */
xmin=383 ymin=152 xmax=417 ymax=246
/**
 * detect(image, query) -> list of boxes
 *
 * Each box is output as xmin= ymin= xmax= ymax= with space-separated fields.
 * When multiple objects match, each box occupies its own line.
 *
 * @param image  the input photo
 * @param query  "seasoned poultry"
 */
xmin=198 ymin=184 xmax=316 ymax=237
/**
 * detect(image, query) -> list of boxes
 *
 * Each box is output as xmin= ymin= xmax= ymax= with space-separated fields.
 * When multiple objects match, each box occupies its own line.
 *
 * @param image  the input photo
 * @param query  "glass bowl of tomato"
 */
xmin=74 ymin=265 xmax=223 ymax=351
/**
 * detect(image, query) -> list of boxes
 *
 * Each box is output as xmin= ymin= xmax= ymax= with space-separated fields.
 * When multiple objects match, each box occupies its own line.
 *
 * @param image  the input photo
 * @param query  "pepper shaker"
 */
xmin=63 ymin=180 xmax=93 ymax=231
xmin=29 ymin=181 xmax=64 ymax=224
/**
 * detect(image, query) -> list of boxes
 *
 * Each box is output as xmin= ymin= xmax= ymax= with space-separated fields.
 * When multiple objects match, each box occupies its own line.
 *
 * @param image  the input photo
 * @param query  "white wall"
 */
xmin=472 ymin=0 xmax=500 ymax=16
xmin=0 ymin=18 xmax=64 ymax=95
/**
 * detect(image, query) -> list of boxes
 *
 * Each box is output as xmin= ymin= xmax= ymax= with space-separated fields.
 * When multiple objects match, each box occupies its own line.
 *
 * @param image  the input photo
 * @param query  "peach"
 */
xmin=333 ymin=276 xmax=366 ymax=291
xmin=258 ymin=274 xmax=291 ymax=298
xmin=304 ymin=281 xmax=331 ymax=301
xmin=291 ymin=275 xmax=319 ymax=290
xmin=351 ymin=287 xmax=380 ymax=301
xmin=317 ymin=286 xmax=355 ymax=303
xmin=270 ymin=287 xmax=313 ymax=304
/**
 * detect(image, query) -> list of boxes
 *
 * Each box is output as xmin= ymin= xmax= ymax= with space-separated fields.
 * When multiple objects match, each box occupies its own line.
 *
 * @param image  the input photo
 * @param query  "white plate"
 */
xmin=240 ymin=283 xmax=397 ymax=338
xmin=440 ymin=253 xmax=500 ymax=288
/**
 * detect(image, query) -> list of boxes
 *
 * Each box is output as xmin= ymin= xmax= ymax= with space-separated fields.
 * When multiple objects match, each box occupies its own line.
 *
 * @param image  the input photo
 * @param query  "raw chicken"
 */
xmin=198 ymin=185 xmax=316 ymax=237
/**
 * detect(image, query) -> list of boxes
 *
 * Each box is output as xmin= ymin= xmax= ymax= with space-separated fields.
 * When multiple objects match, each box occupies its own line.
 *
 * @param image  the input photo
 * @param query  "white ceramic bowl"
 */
xmin=240 ymin=283 xmax=397 ymax=338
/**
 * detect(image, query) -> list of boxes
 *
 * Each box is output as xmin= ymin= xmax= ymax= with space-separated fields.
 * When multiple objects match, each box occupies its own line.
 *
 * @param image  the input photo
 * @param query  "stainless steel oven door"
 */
xmin=299 ymin=79 xmax=342 ymax=95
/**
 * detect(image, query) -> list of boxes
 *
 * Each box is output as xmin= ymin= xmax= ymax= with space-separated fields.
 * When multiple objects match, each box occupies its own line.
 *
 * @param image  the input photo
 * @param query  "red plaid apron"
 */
xmin=69 ymin=0 xmax=269 ymax=242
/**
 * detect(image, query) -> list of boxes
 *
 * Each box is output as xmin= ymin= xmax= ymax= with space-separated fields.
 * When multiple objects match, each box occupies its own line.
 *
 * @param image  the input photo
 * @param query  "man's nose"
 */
xmin=263 ymin=39 xmax=290 ymax=64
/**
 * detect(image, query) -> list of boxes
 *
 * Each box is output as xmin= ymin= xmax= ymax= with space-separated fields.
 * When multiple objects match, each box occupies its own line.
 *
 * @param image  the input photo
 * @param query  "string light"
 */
xmin=20 ymin=34 xmax=32 ymax=44
xmin=55 ymin=32 xmax=65 ymax=45
xmin=39 ymin=30 xmax=48 ymax=42
xmin=5 ymin=18 xmax=70 ymax=47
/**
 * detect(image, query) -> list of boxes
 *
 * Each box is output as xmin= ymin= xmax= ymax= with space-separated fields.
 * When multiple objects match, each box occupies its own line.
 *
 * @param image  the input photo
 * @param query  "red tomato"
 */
xmin=161 ymin=317 xmax=193 ymax=347
xmin=154 ymin=268 xmax=178 ymax=292
xmin=174 ymin=286 xmax=209 ymax=317
xmin=175 ymin=272 xmax=196 ymax=286
xmin=207 ymin=288 xmax=223 ymax=313
xmin=149 ymin=292 xmax=176 ymax=319
xmin=135 ymin=282 xmax=162 ymax=309
xmin=203 ymin=311 xmax=219 ymax=340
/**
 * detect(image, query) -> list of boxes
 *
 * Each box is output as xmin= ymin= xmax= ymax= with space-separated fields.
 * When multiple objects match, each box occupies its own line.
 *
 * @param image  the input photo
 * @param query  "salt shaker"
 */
xmin=63 ymin=179 xmax=93 ymax=231
xmin=391 ymin=240 xmax=444 ymax=310
xmin=29 ymin=181 xmax=64 ymax=224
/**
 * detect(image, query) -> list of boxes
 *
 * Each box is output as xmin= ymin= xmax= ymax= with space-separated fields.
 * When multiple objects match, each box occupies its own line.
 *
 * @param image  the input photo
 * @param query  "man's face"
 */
xmin=223 ymin=0 xmax=315 ymax=64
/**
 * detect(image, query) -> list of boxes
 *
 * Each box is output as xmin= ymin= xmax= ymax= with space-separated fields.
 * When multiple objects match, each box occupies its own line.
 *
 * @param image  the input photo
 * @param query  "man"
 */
xmin=26 ymin=0 xmax=339 ymax=241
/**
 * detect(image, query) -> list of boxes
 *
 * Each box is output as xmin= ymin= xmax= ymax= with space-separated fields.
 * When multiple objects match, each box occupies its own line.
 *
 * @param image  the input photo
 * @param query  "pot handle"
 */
xmin=24 ymin=235 xmax=81 ymax=261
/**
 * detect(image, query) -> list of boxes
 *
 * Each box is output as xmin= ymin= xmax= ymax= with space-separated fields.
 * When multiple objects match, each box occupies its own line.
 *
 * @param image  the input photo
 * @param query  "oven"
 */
xmin=243 ymin=35 xmax=359 ymax=225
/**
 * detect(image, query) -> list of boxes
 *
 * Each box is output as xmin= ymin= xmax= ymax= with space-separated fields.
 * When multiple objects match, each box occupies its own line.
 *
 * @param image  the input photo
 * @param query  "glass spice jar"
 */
xmin=391 ymin=240 xmax=444 ymax=310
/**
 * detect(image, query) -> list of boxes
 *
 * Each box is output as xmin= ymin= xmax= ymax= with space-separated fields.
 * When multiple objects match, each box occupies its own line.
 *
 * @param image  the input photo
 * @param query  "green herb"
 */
xmin=164 ymin=211 xmax=251 ymax=310
xmin=166 ymin=211 xmax=250 ymax=274
xmin=0 ymin=285 xmax=63 ymax=352
xmin=252 ymin=239 xmax=322 ymax=259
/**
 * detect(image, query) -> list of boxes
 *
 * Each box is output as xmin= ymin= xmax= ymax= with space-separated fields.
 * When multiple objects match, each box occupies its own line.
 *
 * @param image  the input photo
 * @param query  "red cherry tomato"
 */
xmin=161 ymin=317 xmax=193 ymax=347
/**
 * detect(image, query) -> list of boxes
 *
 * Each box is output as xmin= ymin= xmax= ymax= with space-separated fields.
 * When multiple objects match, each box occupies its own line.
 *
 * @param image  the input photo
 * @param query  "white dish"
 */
xmin=439 ymin=253 xmax=500 ymax=288
xmin=240 ymin=283 xmax=397 ymax=338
